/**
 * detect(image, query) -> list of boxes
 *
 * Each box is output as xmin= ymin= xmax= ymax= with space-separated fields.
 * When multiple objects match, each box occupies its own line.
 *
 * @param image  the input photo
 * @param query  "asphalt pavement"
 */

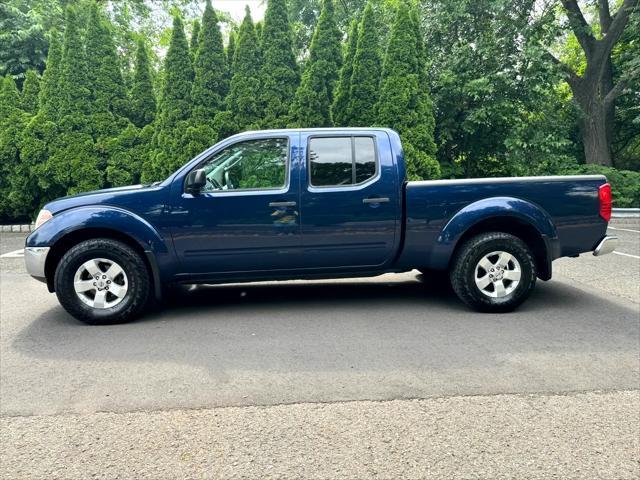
xmin=1 ymin=220 xmax=639 ymax=478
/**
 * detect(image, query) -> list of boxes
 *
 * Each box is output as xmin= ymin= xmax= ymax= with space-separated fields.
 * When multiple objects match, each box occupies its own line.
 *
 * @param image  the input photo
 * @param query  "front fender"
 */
xmin=26 ymin=206 xmax=168 ymax=254
xmin=429 ymin=197 xmax=557 ymax=269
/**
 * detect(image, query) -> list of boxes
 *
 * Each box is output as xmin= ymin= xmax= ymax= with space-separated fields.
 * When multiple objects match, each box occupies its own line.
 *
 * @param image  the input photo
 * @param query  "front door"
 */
xmin=169 ymin=134 xmax=301 ymax=275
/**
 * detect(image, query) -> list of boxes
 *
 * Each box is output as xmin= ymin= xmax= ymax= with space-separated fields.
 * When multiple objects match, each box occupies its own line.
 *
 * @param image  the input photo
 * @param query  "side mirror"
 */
xmin=186 ymin=169 xmax=206 ymax=193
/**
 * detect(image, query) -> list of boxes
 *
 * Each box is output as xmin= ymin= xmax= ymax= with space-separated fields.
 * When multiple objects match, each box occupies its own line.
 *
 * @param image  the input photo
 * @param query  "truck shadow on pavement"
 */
xmin=6 ymin=274 xmax=640 ymax=414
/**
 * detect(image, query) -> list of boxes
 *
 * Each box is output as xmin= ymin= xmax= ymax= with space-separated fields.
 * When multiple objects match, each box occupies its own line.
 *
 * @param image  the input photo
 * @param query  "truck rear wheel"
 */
xmin=54 ymin=238 xmax=151 ymax=325
xmin=449 ymin=232 xmax=537 ymax=313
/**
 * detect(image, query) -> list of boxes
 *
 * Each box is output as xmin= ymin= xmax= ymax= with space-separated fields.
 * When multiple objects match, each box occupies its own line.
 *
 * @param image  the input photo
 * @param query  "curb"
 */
xmin=0 ymin=224 xmax=35 ymax=233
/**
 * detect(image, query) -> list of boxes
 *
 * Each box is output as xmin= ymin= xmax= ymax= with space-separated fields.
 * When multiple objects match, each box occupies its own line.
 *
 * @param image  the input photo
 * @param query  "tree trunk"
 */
xmin=581 ymin=100 xmax=613 ymax=166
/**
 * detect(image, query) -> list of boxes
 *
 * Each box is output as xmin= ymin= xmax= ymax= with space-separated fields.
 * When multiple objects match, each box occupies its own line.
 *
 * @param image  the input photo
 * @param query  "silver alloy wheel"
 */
xmin=474 ymin=250 xmax=521 ymax=298
xmin=73 ymin=258 xmax=128 ymax=309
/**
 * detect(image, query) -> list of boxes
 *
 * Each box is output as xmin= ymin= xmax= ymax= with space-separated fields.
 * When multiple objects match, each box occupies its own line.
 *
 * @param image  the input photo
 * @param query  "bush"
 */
xmin=560 ymin=164 xmax=640 ymax=208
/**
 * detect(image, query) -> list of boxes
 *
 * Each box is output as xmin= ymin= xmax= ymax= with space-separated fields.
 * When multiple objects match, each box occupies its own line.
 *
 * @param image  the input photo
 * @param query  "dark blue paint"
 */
xmin=26 ymin=128 xmax=609 ymax=289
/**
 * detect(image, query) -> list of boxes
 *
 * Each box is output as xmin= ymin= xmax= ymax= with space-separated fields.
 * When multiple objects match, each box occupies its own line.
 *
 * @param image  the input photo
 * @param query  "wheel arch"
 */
xmin=44 ymin=227 xmax=160 ymax=295
xmin=438 ymin=198 xmax=557 ymax=281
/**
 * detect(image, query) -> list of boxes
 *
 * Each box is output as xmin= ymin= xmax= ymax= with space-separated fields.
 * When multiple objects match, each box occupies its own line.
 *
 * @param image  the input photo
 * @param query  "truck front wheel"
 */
xmin=449 ymin=232 xmax=537 ymax=313
xmin=54 ymin=238 xmax=151 ymax=325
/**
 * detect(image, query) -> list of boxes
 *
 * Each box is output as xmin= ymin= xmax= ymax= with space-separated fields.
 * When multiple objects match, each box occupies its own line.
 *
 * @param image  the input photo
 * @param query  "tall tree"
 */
xmin=58 ymin=6 xmax=91 ymax=119
xmin=226 ymin=30 xmax=236 ymax=80
xmin=190 ymin=19 xmax=201 ymax=63
xmin=191 ymin=0 xmax=228 ymax=122
xmin=332 ymin=19 xmax=358 ymax=126
xmin=145 ymin=15 xmax=194 ymax=180
xmin=183 ymin=0 xmax=229 ymax=158
xmin=85 ymin=3 xmax=127 ymax=117
xmin=376 ymin=1 xmax=438 ymax=179
xmin=549 ymin=0 xmax=639 ymax=166
xmin=20 ymin=70 xmax=40 ymax=114
xmin=38 ymin=30 xmax=62 ymax=121
xmin=346 ymin=2 xmax=381 ymax=126
xmin=223 ymin=7 xmax=262 ymax=132
xmin=129 ymin=38 xmax=156 ymax=128
xmin=289 ymin=0 xmax=343 ymax=127
xmin=0 ymin=77 xmax=29 ymax=220
xmin=259 ymin=0 xmax=299 ymax=128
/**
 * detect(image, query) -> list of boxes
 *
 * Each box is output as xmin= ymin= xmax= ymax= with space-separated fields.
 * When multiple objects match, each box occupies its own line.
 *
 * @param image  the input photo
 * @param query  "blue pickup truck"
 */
xmin=25 ymin=128 xmax=617 ymax=324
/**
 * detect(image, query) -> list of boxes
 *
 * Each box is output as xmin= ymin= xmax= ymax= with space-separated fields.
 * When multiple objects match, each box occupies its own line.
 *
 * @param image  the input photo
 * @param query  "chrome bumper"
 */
xmin=24 ymin=247 xmax=50 ymax=281
xmin=593 ymin=236 xmax=618 ymax=256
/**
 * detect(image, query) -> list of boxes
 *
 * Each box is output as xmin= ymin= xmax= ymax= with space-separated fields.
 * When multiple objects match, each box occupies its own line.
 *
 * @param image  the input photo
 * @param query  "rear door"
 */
xmin=298 ymin=131 xmax=400 ymax=269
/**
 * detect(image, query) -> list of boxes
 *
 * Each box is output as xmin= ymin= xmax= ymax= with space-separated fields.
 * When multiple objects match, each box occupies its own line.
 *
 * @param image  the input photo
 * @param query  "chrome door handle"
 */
xmin=269 ymin=201 xmax=297 ymax=207
xmin=362 ymin=197 xmax=390 ymax=204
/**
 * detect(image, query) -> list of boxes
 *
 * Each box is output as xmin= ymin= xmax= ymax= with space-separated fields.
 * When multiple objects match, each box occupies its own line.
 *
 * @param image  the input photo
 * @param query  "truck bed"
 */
xmin=398 ymin=175 xmax=608 ymax=272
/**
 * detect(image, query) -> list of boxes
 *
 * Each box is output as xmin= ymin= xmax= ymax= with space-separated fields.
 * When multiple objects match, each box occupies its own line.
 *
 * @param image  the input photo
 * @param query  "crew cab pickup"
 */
xmin=25 ymin=128 xmax=617 ymax=324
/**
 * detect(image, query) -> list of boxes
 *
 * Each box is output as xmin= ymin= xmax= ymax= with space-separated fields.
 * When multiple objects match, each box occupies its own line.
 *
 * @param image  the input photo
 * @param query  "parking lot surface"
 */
xmin=1 ymin=220 xmax=639 ymax=478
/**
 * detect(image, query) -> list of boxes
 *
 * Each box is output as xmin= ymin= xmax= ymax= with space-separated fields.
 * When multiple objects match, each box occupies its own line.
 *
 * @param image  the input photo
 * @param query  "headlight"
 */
xmin=34 ymin=209 xmax=53 ymax=229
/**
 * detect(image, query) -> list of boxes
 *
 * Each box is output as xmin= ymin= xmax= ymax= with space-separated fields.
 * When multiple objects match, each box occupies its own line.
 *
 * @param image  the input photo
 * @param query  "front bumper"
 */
xmin=593 ymin=235 xmax=618 ymax=256
xmin=24 ymin=247 xmax=50 ymax=282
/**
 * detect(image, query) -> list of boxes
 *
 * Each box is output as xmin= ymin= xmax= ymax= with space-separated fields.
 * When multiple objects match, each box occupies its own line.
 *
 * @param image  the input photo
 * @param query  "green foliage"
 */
xmin=0 ymin=2 xmax=48 ymax=84
xmin=346 ymin=3 xmax=381 ymax=126
xmin=59 ymin=6 xmax=91 ymax=118
xmin=226 ymin=30 xmax=236 ymax=80
xmin=376 ymin=2 xmax=438 ymax=180
xmin=106 ymin=123 xmax=154 ymax=186
xmin=332 ymin=19 xmax=358 ymax=127
xmin=559 ymin=164 xmax=640 ymax=208
xmin=145 ymin=15 xmax=194 ymax=181
xmin=259 ymin=0 xmax=299 ymax=128
xmin=129 ymin=38 xmax=156 ymax=128
xmin=190 ymin=19 xmax=200 ymax=63
xmin=224 ymin=7 xmax=262 ymax=133
xmin=289 ymin=0 xmax=342 ymax=127
xmin=191 ymin=0 xmax=228 ymax=123
xmin=85 ymin=3 xmax=127 ymax=118
xmin=38 ymin=30 xmax=62 ymax=121
xmin=20 ymin=70 xmax=40 ymax=114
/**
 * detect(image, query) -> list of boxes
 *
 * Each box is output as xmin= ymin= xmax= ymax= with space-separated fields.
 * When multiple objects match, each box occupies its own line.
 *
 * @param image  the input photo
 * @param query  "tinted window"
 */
xmin=309 ymin=136 xmax=377 ymax=187
xmin=309 ymin=137 xmax=352 ymax=186
xmin=200 ymin=138 xmax=288 ymax=192
xmin=355 ymin=137 xmax=376 ymax=183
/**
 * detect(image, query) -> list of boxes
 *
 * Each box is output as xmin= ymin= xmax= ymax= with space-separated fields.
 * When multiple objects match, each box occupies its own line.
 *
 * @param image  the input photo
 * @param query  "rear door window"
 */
xmin=308 ymin=136 xmax=377 ymax=187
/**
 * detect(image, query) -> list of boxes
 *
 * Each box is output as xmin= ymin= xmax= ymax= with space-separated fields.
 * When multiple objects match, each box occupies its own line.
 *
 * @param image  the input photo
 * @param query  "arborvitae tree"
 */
xmin=223 ymin=7 xmax=262 ymax=133
xmin=190 ymin=19 xmax=201 ymax=63
xmin=259 ymin=0 xmax=298 ymax=128
xmin=20 ymin=70 xmax=40 ymax=114
xmin=192 ymin=0 xmax=228 ymax=121
xmin=0 ymin=77 xmax=29 ymax=219
xmin=183 ymin=0 xmax=229 ymax=158
xmin=289 ymin=0 xmax=342 ymax=127
xmin=58 ymin=6 xmax=91 ymax=119
xmin=376 ymin=2 xmax=438 ymax=179
xmin=129 ymin=38 xmax=156 ymax=128
xmin=85 ymin=3 xmax=127 ymax=117
xmin=226 ymin=31 xmax=236 ymax=80
xmin=332 ymin=19 xmax=358 ymax=127
xmin=346 ymin=3 xmax=381 ymax=126
xmin=144 ymin=15 xmax=194 ymax=181
xmin=38 ymin=30 xmax=62 ymax=120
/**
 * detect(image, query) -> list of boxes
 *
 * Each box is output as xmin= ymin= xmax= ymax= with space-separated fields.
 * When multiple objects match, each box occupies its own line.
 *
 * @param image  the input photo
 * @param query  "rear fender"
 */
xmin=430 ymin=197 xmax=557 ymax=272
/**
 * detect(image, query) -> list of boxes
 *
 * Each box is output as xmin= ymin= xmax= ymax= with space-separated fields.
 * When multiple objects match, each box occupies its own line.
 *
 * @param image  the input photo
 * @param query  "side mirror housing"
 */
xmin=186 ymin=169 xmax=206 ymax=193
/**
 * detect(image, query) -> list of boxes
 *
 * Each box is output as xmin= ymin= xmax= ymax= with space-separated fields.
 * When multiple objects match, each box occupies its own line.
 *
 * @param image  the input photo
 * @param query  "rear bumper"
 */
xmin=24 ymin=246 xmax=50 ymax=282
xmin=593 ymin=236 xmax=618 ymax=256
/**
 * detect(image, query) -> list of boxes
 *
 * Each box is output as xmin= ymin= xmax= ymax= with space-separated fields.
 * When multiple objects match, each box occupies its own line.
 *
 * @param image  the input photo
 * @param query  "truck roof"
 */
xmin=240 ymin=127 xmax=399 ymax=136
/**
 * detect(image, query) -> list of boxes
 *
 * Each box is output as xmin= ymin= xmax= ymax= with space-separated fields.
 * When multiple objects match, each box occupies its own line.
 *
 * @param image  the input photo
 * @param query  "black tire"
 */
xmin=449 ymin=232 xmax=537 ymax=313
xmin=54 ymin=238 xmax=151 ymax=325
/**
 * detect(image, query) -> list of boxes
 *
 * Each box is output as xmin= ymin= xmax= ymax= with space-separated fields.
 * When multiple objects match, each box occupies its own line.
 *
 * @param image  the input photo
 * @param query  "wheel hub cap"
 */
xmin=474 ymin=251 xmax=521 ymax=298
xmin=73 ymin=258 xmax=128 ymax=309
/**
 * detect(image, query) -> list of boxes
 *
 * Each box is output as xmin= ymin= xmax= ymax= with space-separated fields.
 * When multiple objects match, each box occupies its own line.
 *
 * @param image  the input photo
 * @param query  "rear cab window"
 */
xmin=308 ymin=136 xmax=378 ymax=187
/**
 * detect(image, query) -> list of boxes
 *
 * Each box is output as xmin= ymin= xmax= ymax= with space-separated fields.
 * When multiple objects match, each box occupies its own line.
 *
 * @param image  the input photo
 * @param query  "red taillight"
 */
xmin=599 ymin=183 xmax=612 ymax=222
